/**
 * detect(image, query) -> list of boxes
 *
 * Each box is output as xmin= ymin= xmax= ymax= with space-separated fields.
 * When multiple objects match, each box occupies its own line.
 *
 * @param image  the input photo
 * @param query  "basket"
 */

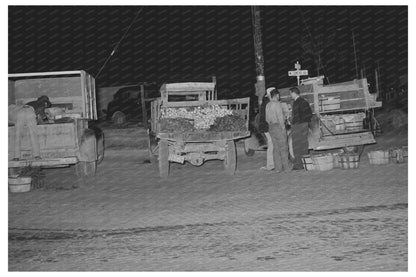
xmin=311 ymin=154 xmax=334 ymax=171
xmin=301 ymin=155 xmax=315 ymax=171
xmin=389 ymin=146 xmax=408 ymax=164
xmin=9 ymin=177 xmax=32 ymax=193
xmin=338 ymin=153 xmax=360 ymax=169
xmin=330 ymin=152 xmax=342 ymax=168
xmin=368 ymin=150 xmax=390 ymax=165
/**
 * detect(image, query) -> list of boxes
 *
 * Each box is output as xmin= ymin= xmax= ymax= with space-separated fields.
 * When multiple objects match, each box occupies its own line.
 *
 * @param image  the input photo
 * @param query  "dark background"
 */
xmin=9 ymin=6 xmax=407 ymax=98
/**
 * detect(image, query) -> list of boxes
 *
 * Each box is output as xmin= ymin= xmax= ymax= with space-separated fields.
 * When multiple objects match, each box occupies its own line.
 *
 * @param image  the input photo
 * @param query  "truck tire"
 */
xmin=224 ymin=140 xmax=237 ymax=175
xmin=112 ymin=111 xmax=127 ymax=125
xmin=75 ymin=161 xmax=97 ymax=177
xmin=159 ymin=139 xmax=169 ymax=178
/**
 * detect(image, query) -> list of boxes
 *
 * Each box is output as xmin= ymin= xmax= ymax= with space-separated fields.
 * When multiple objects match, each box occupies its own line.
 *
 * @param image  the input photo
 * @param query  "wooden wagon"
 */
xmin=148 ymin=82 xmax=250 ymax=178
xmin=8 ymin=71 xmax=104 ymax=177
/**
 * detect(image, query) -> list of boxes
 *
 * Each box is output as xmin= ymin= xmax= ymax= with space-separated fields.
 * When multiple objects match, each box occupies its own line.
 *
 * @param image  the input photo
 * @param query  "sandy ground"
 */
xmin=8 ymin=130 xmax=408 ymax=271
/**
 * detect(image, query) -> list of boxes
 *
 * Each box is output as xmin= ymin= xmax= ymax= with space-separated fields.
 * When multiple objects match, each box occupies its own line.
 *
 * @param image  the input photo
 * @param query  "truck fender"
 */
xmin=78 ymin=129 xmax=97 ymax=162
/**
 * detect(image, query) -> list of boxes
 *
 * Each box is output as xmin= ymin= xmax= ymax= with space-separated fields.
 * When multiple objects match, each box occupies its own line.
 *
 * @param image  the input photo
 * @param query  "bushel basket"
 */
xmin=338 ymin=153 xmax=360 ymax=169
xmin=311 ymin=154 xmax=334 ymax=171
xmin=368 ymin=150 xmax=389 ymax=165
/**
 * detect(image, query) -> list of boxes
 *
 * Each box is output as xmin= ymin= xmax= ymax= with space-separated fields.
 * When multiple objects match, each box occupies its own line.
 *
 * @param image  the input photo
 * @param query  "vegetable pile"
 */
xmin=159 ymin=105 xmax=246 ymax=132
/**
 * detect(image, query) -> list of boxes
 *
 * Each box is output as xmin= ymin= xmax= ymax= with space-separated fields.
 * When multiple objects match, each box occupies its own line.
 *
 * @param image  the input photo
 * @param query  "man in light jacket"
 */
xmin=265 ymin=88 xmax=290 ymax=172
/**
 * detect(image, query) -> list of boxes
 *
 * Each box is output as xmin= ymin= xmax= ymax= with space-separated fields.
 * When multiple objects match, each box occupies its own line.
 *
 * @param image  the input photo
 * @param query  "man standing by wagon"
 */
xmin=266 ymin=88 xmax=290 ymax=172
xmin=8 ymin=95 xmax=52 ymax=161
xmin=289 ymin=87 xmax=312 ymax=170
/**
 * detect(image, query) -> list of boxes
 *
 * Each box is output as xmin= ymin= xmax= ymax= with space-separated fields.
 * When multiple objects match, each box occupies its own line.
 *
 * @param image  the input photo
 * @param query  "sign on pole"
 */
xmin=288 ymin=61 xmax=308 ymax=85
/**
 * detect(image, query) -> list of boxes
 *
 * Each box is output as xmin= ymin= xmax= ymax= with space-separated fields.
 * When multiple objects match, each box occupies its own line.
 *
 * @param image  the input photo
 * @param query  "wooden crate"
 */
xmin=319 ymin=96 xmax=341 ymax=111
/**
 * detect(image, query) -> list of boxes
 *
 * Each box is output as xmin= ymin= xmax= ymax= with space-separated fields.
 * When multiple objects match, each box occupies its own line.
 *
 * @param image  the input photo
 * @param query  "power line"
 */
xmin=299 ymin=8 xmax=331 ymax=83
xmin=96 ymin=7 xmax=143 ymax=79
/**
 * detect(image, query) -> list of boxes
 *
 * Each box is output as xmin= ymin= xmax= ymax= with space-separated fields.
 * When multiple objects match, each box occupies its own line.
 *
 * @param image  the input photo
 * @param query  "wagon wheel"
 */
xmin=224 ymin=140 xmax=237 ymax=175
xmin=75 ymin=161 xmax=97 ymax=177
xmin=158 ymin=139 xmax=170 ymax=178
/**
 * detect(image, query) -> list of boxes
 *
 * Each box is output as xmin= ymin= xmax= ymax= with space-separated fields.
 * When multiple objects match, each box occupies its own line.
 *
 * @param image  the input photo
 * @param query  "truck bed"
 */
xmin=8 ymin=120 xmax=86 ymax=161
xmin=152 ymin=97 xmax=250 ymax=142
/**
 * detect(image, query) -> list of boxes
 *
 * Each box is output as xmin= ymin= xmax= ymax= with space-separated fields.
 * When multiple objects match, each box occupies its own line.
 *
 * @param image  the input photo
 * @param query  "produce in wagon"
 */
xmin=209 ymin=113 xmax=247 ymax=132
xmin=159 ymin=117 xmax=195 ymax=132
xmin=160 ymin=105 xmax=234 ymax=131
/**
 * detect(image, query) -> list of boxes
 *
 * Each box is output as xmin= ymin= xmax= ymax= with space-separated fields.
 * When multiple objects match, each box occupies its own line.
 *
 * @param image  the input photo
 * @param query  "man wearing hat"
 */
xmin=265 ymin=88 xmax=291 ymax=172
xmin=258 ymin=87 xmax=274 ymax=170
xmin=9 ymin=95 xmax=52 ymax=160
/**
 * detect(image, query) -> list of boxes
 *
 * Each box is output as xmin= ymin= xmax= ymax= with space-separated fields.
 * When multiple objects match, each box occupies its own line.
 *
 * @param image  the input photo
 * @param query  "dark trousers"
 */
xmin=268 ymin=123 xmax=290 ymax=172
xmin=292 ymin=122 xmax=309 ymax=169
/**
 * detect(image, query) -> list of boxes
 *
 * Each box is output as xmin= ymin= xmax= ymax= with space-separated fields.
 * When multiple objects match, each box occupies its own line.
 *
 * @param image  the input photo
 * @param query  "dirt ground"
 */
xmin=8 ymin=127 xmax=408 ymax=271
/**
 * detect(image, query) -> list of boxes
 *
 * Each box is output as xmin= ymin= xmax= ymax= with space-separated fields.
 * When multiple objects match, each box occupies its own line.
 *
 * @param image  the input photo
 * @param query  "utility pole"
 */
xmin=251 ymin=6 xmax=266 ymax=105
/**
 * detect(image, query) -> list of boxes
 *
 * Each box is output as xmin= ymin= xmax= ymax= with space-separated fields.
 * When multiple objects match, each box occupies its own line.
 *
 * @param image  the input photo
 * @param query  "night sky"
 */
xmin=9 ymin=6 xmax=407 ymax=98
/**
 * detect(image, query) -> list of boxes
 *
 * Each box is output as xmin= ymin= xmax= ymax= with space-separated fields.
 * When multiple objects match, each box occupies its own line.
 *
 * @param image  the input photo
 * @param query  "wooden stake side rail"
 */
xmin=158 ymin=131 xmax=250 ymax=142
xmin=278 ymin=78 xmax=381 ymax=114
xmin=8 ymin=157 xmax=78 ymax=168
xmin=161 ymin=97 xmax=250 ymax=108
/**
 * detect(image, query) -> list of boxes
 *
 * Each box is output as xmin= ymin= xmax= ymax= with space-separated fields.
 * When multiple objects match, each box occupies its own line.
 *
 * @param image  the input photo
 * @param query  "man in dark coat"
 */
xmin=289 ymin=87 xmax=312 ymax=170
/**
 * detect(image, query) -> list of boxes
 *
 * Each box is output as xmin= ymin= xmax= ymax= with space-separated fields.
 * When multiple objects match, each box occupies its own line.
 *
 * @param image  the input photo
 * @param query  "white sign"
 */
xmin=288 ymin=70 xmax=309 ymax=77
xmin=288 ymin=61 xmax=309 ymax=85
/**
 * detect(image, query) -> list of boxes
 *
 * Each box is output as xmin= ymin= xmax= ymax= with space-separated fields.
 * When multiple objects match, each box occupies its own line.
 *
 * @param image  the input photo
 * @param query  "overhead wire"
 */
xmin=96 ymin=7 xmax=143 ymax=79
xmin=298 ymin=8 xmax=331 ymax=84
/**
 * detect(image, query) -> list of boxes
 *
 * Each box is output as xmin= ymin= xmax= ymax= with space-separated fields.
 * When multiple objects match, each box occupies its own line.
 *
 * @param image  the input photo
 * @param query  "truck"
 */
xmin=8 ymin=70 xmax=104 ymax=177
xmin=148 ymin=82 xmax=250 ymax=178
xmin=244 ymin=76 xmax=382 ymax=155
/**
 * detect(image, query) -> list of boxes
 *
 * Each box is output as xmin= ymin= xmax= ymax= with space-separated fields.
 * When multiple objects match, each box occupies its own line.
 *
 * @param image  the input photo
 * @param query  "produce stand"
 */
xmin=286 ymin=77 xmax=381 ymax=151
xmin=148 ymin=82 xmax=250 ymax=178
xmin=8 ymin=71 xmax=104 ymax=177
xmin=245 ymin=76 xmax=382 ymax=154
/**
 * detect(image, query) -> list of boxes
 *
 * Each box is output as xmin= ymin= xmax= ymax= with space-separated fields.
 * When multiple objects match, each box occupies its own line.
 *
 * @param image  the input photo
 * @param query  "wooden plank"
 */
xmin=14 ymin=77 xmax=83 ymax=100
xmin=158 ymin=131 xmax=250 ymax=142
xmin=340 ymin=99 xmax=366 ymax=109
xmin=140 ymin=84 xmax=148 ymax=129
xmin=162 ymin=97 xmax=250 ymax=108
xmin=8 ymin=80 xmax=15 ymax=105
xmin=8 ymin=157 xmax=78 ymax=168
xmin=318 ymin=84 xmax=359 ymax=94
xmin=9 ymin=71 xmax=83 ymax=78
xmin=88 ymin=74 xmax=94 ymax=120
xmin=9 ymin=123 xmax=78 ymax=152
xmin=91 ymin=75 xmax=98 ymax=120
xmin=314 ymin=132 xmax=376 ymax=150
xmin=80 ymin=71 xmax=87 ymax=118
